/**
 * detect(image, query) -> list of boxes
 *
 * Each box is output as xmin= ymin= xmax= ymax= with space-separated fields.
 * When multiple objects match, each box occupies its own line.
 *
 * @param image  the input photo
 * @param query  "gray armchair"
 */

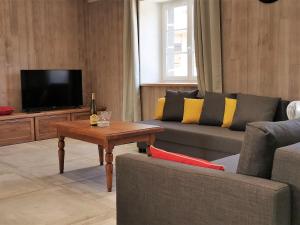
xmin=116 ymin=150 xmax=293 ymax=225
xmin=116 ymin=119 xmax=300 ymax=225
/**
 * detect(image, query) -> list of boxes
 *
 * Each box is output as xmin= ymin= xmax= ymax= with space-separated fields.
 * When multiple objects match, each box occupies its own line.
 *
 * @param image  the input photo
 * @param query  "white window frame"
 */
xmin=161 ymin=0 xmax=196 ymax=83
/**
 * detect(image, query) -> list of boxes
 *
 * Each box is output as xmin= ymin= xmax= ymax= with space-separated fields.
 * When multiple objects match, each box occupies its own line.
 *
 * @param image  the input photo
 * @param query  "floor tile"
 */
xmin=0 ymin=187 xmax=113 ymax=225
xmin=0 ymin=139 xmax=137 ymax=225
xmin=0 ymin=173 xmax=44 ymax=200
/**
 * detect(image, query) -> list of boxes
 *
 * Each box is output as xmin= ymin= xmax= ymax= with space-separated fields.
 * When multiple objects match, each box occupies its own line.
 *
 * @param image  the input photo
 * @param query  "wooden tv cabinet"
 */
xmin=0 ymin=107 xmax=105 ymax=147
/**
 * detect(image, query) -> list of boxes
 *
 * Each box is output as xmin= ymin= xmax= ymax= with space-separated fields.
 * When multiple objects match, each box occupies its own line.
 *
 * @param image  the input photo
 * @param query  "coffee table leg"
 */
xmin=147 ymin=134 xmax=156 ymax=157
xmin=58 ymin=136 xmax=65 ymax=174
xmin=98 ymin=145 xmax=104 ymax=166
xmin=105 ymin=145 xmax=114 ymax=192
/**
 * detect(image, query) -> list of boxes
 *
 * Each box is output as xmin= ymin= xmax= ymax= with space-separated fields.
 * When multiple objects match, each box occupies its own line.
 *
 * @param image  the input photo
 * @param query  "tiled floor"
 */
xmin=0 ymin=138 xmax=138 ymax=225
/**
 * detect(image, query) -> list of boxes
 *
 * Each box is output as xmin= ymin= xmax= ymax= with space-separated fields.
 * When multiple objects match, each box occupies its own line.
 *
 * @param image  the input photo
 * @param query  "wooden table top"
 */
xmin=53 ymin=120 xmax=164 ymax=141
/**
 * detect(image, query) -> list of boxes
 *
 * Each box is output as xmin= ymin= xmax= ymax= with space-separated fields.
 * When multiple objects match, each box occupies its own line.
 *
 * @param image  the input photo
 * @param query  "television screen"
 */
xmin=21 ymin=70 xmax=83 ymax=111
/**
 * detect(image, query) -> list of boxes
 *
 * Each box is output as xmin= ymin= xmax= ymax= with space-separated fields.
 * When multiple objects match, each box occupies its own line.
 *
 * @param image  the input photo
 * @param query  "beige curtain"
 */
xmin=194 ymin=0 xmax=223 ymax=95
xmin=123 ymin=0 xmax=141 ymax=122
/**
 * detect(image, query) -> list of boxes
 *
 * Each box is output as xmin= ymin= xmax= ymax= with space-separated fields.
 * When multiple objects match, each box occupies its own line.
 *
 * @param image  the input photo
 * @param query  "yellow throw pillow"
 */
xmin=182 ymin=98 xmax=204 ymax=124
xmin=222 ymin=98 xmax=237 ymax=128
xmin=154 ymin=97 xmax=166 ymax=120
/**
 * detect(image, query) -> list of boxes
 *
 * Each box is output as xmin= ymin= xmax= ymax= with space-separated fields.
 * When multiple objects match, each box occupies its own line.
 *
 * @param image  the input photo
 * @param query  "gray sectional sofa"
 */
xmin=116 ymin=101 xmax=300 ymax=225
xmin=137 ymin=100 xmax=288 ymax=160
xmin=137 ymin=120 xmax=244 ymax=160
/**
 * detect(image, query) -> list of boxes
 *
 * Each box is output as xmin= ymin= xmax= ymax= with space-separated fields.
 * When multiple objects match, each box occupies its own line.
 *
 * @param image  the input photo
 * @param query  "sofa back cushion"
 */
xmin=162 ymin=90 xmax=198 ymax=121
xmin=199 ymin=92 xmax=236 ymax=126
xmin=274 ymin=100 xmax=289 ymax=121
xmin=230 ymin=94 xmax=280 ymax=131
xmin=221 ymin=98 xmax=237 ymax=128
xmin=182 ymin=98 xmax=204 ymax=124
xmin=154 ymin=97 xmax=166 ymax=120
xmin=237 ymin=119 xmax=300 ymax=178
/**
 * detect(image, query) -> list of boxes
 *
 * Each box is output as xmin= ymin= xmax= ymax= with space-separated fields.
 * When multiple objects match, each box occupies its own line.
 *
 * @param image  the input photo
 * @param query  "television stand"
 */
xmin=25 ymin=110 xmax=41 ymax=114
xmin=0 ymin=106 xmax=106 ymax=146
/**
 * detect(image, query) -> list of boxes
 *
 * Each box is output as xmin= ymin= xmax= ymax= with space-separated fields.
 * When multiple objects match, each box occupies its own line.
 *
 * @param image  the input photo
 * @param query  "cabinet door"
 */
xmin=35 ymin=114 xmax=70 ymax=140
xmin=71 ymin=111 xmax=90 ymax=121
xmin=0 ymin=118 xmax=35 ymax=146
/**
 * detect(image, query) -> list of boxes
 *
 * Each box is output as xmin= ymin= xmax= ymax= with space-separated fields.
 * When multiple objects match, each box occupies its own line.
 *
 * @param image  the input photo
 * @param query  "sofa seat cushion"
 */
xmin=139 ymin=120 xmax=244 ymax=155
xmin=213 ymin=154 xmax=240 ymax=173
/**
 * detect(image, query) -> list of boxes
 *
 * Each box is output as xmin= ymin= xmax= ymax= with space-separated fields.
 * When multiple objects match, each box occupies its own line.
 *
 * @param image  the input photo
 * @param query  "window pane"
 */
xmin=166 ymin=6 xmax=174 ymax=29
xmin=166 ymin=30 xmax=187 ymax=53
xmin=167 ymin=5 xmax=187 ymax=30
xmin=163 ymin=2 xmax=191 ymax=81
xmin=166 ymin=53 xmax=188 ymax=77
xmin=174 ymin=6 xmax=187 ymax=30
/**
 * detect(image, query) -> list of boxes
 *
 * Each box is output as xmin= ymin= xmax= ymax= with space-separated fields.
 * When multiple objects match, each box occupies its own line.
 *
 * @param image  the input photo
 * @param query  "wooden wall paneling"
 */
xmin=222 ymin=0 xmax=300 ymax=100
xmin=221 ymin=0 xmax=248 ymax=93
xmin=87 ymin=0 xmax=124 ymax=120
xmin=0 ymin=0 xmax=29 ymax=109
xmin=288 ymin=1 xmax=300 ymax=99
xmin=141 ymin=85 xmax=198 ymax=120
xmin=28 ymin=0 xmax=90 ymax=104
xmin=0 ymin=0 xmax=90 ymax=111
xmin=1 ymin=0 xmax=299 ymax=123
xmin=246 ymin=0 xmax=260 ymax=95
xmin=247 ymin=1 xmax=281 ymax=97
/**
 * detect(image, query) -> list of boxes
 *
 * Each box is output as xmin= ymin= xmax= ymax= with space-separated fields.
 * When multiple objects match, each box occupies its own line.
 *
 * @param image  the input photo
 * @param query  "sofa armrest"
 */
xmin=116 ymin=154 xmax=290 ymax=225
xmin=272 ymin=143 xmax=300 ymax=224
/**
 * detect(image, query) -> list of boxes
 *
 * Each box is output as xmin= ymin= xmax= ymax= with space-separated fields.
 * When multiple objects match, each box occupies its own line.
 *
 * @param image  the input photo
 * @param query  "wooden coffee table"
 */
xmin=53 ymin=120 xmax=163 ymax=192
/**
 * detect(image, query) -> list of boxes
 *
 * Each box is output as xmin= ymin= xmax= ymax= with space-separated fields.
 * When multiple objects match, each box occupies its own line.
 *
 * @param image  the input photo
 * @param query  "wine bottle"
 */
xmin=90 ymin=93 xmax=98 ymax=126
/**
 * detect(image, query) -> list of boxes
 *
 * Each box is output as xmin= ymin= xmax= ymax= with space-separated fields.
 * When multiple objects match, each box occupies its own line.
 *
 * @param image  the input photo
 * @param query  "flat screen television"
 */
xmin=21 ymin=70 xmax=83 ymax=112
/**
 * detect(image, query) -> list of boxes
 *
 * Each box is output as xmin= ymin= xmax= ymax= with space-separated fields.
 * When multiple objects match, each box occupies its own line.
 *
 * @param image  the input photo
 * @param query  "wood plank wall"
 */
xmin=0 ymin=0 xmax=90 ymax=111
xmin=1 ymin=0 xmax=300 ymax=118
xmin=86 ymin=0 xmax=124 ymax=120
xmin=222 ymin=0 xmax=300 ymax=100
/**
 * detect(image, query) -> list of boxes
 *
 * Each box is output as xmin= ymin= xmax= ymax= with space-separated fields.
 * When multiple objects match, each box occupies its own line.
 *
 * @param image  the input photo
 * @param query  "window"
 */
xmin=162 ymin=0 xmax=196 ymax=82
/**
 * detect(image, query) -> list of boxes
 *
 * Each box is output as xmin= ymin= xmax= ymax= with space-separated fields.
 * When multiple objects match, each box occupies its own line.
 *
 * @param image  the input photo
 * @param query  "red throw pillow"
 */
xmin=150 ymin=146 xmax=224 ymax=171
xmin=0 ymin=106 xmax=15 ymax=116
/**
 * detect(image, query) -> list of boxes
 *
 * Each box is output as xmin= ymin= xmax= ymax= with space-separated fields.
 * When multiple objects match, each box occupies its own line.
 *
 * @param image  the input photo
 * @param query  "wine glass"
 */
xmin=97 ymin=111 xmax=112 ymax=127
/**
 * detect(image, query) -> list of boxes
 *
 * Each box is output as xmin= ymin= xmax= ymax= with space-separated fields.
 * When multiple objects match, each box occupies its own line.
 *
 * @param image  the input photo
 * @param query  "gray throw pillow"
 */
xmin=237 ymin=119 xmax=300 ymax=178
xmin=162 ymin=90 xmax=198 ymax=121
xmin=230 ymin=94 xmax=280 ymax=131
xmin=274 ymin=100 xmax=290 ymax=121
xmin=199 ymin=92 xmax=236 ymax=126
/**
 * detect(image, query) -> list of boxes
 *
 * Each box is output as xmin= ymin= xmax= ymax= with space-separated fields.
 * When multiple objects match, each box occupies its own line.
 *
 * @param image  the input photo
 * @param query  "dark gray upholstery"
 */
xmin=123 ymin=110 xmax=295 ymax=225
xmin=154 ymin=140 xmax=233 ymax=160
xmin=138 ymin=98 xmax=288 ymax=160
xmin=230 ymin=94 xmax=280 ymax=131
xmin=213 ymin=154 xmax=240 ymax=173
xmin=138 ymin=120 xmax=244 ymax=159
xmin=116 ymin=154 xmax=291 ymax=225
xmin=199 ymin=92 xmax=236 ymax=126
xmin=238 ymin=119 xmax=300 ymax=178
xmin=272 ymin=143 xmax=300 ymax=225
xmin=162 ymin=90 xmax=198 ymax=121
xmin=275 ymin=100 xmax=290 ymax=121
